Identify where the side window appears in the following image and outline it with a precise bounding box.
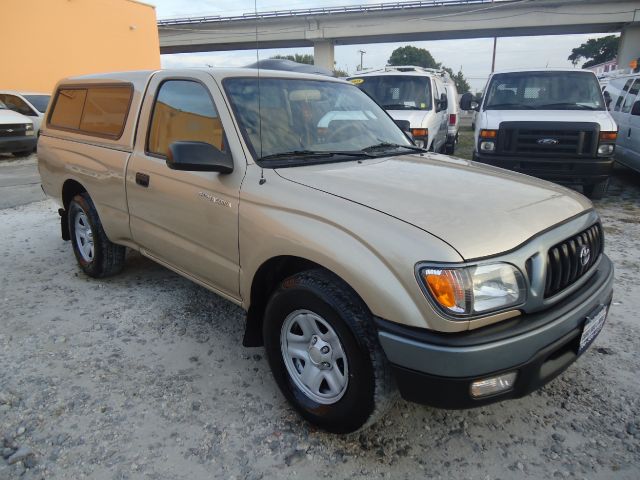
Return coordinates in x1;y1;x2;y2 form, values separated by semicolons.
148;80;225;157
621;79;640;114
49;89;87;130
79;86;132;137
48;85;131;138
0;94;36;116
614;79;634;111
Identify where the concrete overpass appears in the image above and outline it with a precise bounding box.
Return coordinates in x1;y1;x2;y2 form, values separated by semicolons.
158;0;640;71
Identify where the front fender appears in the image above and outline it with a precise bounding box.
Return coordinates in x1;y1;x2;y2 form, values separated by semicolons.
239;167;467;332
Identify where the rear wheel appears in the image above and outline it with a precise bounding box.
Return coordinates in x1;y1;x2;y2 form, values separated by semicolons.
68;193;125;277
444;142;455;155
263;269;397;433
583;179;609;200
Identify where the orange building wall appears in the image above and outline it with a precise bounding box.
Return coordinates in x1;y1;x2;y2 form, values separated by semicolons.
0;0;160;93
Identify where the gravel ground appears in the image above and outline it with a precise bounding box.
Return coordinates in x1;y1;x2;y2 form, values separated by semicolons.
1;166;639;480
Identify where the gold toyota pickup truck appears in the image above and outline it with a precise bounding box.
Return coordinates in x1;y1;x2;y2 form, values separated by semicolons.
38;69;613;433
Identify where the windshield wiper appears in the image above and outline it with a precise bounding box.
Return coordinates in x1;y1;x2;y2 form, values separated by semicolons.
486;103;535;110
382;104;420;110
536;103;598;110
361;142;426;154
258;149;375;163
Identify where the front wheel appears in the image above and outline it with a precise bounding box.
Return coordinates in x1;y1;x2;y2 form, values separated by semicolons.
263;269;396;433
68;193;125;277
583;179;609;200
12;150;32;157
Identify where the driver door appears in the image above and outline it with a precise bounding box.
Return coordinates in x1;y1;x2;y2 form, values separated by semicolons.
126;71;245;300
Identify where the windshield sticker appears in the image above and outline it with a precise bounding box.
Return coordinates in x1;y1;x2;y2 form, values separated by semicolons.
349;78;364;85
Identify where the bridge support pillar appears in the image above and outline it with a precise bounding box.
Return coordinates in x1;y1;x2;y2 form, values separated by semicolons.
618;24;640;70
313;40;335;71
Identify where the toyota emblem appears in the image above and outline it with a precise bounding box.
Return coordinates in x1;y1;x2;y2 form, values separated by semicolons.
579;245;591;266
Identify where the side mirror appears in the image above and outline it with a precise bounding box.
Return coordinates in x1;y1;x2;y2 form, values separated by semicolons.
460;92;479;111
631;100;640;116
394;119;414;140
439;93;448;112
166;141;233;173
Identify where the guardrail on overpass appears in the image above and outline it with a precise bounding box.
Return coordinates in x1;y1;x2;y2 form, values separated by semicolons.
158;0;640;70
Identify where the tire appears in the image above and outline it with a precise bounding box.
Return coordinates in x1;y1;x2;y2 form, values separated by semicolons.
583;179;609;200
263;269;397;433
68;193;125;278
12;150;32;157
444;142;455;155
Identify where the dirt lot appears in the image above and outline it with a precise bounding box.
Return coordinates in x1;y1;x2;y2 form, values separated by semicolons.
1;154;640;480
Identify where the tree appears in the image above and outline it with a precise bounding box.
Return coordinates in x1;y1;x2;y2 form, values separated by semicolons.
271;54;315;65
568;35;619;68
388;45;440;68
442;66;471;93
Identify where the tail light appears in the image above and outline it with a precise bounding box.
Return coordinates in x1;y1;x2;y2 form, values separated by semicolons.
448;114;457;126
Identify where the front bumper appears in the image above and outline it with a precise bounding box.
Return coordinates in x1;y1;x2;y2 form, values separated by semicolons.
377;254;614;409
0;136;37;154
473;151;614;184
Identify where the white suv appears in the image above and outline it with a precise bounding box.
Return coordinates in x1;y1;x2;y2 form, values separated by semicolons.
348;66;449;152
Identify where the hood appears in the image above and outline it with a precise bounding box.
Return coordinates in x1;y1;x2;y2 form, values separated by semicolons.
276;154;592;260
385;110;429;126
481;109;616;130
0;109;33;125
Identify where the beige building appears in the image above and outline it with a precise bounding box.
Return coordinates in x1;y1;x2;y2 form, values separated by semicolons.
1;0;160;94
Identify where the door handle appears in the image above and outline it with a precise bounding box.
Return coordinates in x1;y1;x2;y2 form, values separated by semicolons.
135;172;150;187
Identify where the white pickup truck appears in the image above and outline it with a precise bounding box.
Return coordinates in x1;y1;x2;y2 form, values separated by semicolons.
0;99;36;156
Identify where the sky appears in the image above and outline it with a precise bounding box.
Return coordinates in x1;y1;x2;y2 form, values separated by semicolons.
150;0;615;91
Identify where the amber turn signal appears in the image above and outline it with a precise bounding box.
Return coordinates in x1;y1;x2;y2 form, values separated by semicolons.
480;129;498;139
599;131;617;141
424;272;457;308
411;128;428;138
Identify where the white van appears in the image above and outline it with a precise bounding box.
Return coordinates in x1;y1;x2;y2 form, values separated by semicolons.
442;79;460;154
461;69;618;199
348;66;449;152
604;72;640;173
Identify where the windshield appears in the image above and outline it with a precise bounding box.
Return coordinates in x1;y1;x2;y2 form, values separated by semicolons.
484;72;605;111
23;95;50;113
223;77;413;164
0;100;6;110
349;75;432;111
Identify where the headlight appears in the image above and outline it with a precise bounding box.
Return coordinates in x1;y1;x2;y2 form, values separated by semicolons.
25;124;35;136
597;144;614;155
480;141;495;152
418;263;526;317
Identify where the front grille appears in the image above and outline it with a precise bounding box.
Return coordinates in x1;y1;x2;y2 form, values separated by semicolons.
0;124;27;137
544;223;603;298
498;121;599;158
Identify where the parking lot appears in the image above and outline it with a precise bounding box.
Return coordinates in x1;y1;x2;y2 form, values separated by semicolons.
1;148;640;480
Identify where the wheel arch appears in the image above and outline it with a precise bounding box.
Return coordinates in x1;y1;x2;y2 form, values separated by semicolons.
242;255;368;347
62;179;88;210
59;179;88;241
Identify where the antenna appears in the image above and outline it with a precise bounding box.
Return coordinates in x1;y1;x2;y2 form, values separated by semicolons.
255;0;266;185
